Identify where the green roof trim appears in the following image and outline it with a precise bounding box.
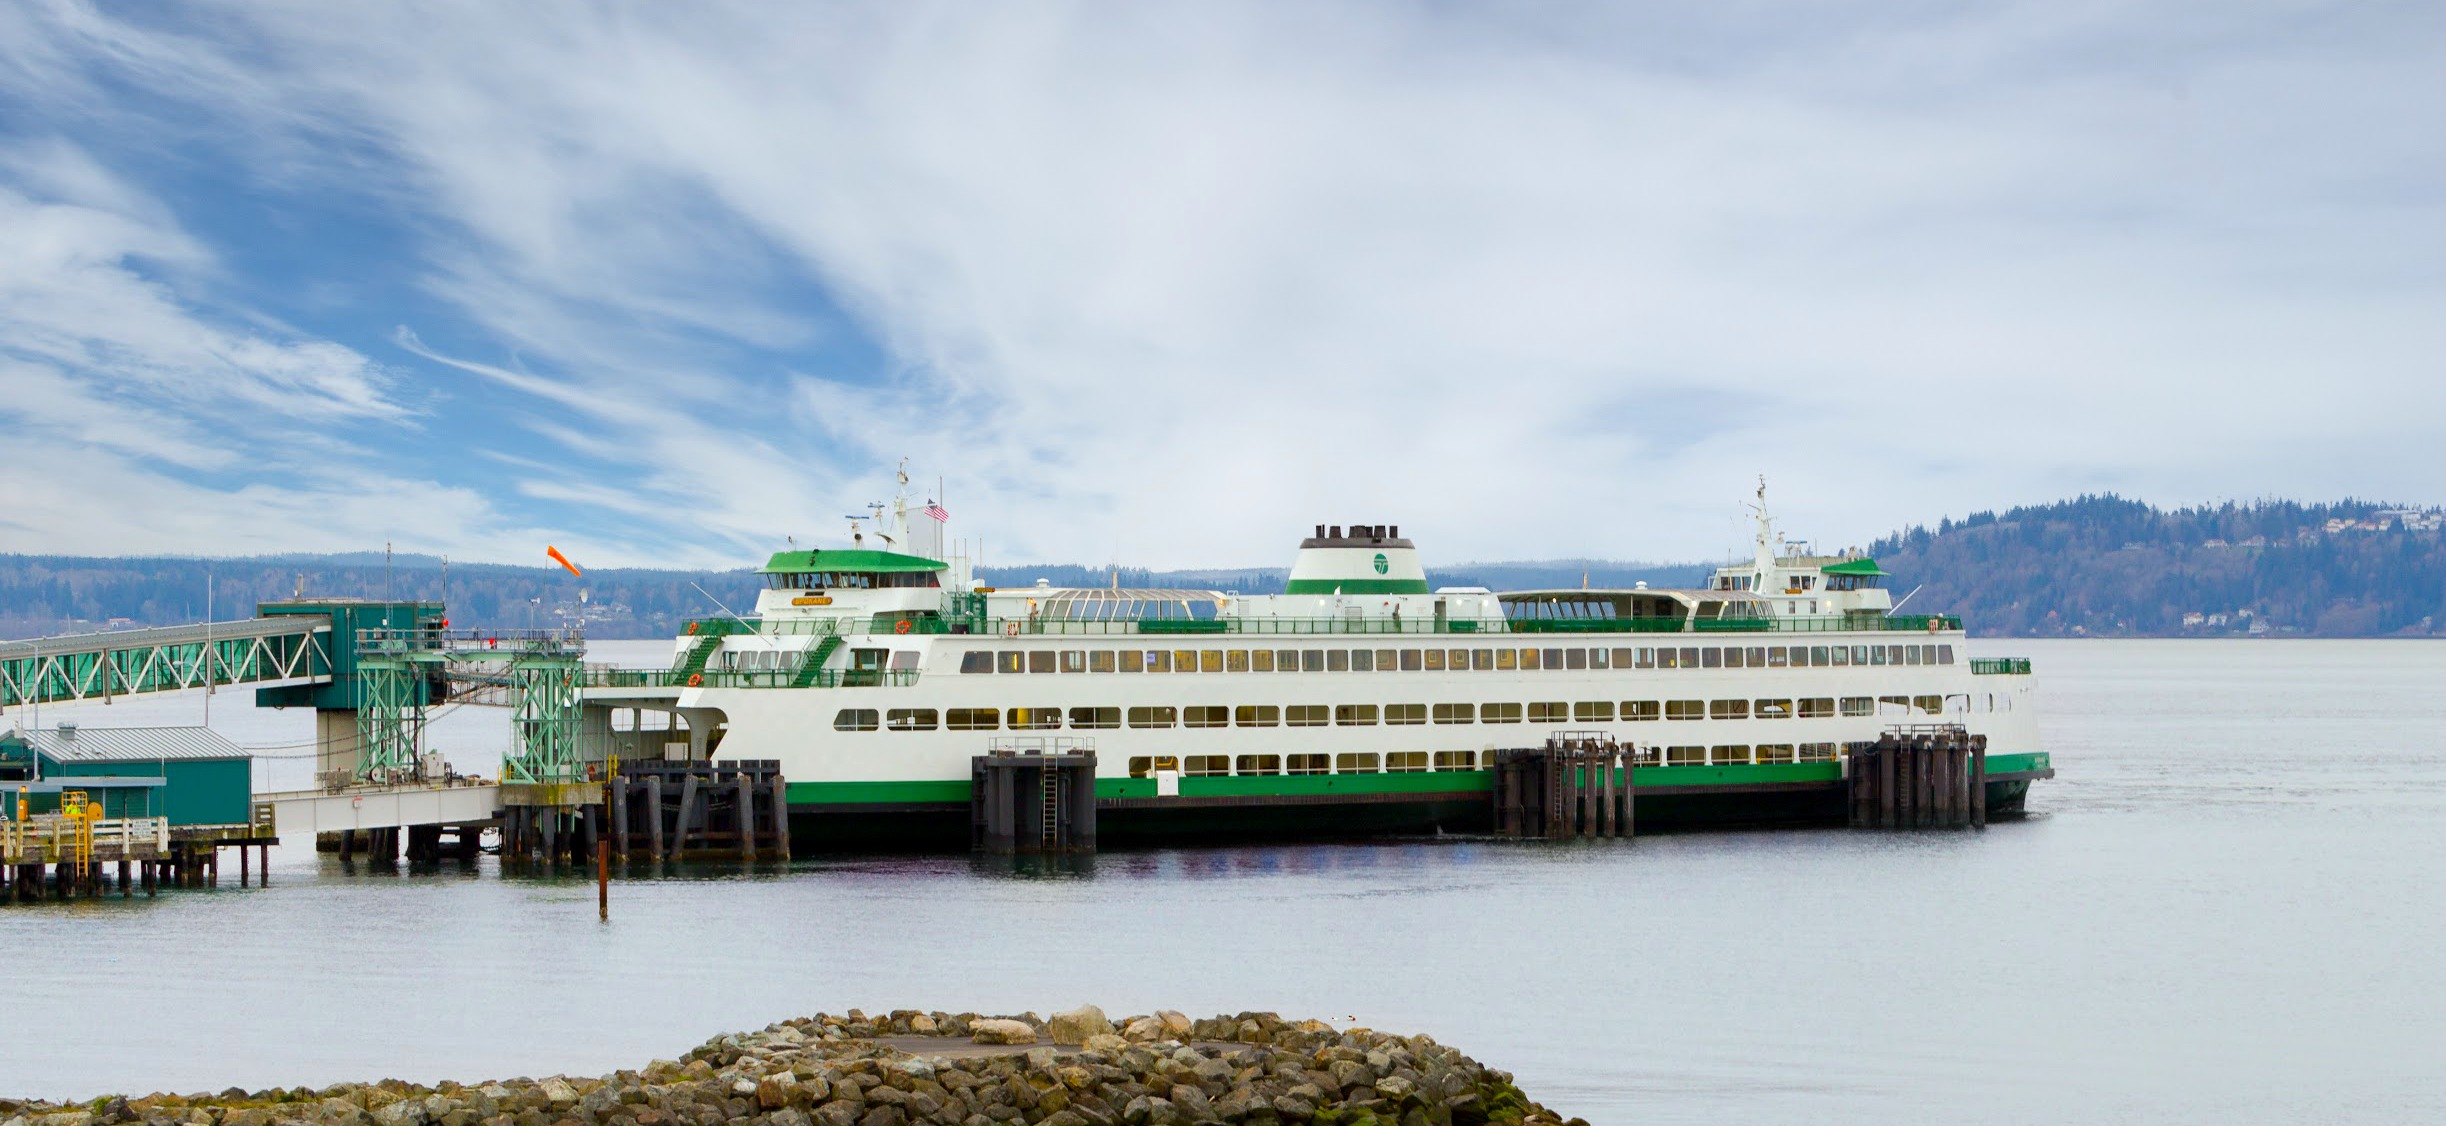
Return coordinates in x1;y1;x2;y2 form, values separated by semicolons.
759;549;947;574
1821;558;1888;576
1283;578;1433;595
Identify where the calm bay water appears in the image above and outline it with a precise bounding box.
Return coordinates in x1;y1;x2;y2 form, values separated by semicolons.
5;639;2441;1123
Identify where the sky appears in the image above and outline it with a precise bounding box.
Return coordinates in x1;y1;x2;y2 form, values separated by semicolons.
0;1;2438;570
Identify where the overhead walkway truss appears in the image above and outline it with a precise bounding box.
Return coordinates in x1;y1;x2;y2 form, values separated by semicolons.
0;619;331;710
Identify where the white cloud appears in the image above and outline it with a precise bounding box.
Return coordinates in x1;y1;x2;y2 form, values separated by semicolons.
1;1;2438;568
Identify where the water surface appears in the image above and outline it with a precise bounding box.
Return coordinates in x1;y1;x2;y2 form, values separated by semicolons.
4;639;2440;1124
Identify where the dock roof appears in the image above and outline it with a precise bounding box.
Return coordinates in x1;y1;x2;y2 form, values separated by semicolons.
10;725;250;762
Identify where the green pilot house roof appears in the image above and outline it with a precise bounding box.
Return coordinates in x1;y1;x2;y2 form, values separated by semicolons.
759;550;948;574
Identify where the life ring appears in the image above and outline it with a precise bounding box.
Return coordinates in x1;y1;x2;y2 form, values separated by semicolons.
686;673;703;687
894;620;912;635
1003;621;1021;637
685;622;700;635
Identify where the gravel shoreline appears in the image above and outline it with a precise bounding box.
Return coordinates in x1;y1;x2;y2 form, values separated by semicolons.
2;1008;1579;1126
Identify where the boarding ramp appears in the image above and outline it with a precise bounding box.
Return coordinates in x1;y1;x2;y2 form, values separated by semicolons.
0;618;332;709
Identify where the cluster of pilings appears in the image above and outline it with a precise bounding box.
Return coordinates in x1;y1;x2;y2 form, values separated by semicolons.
971;752;1097;854
5;840;268;902
601;759;791;863
318;825;484;862
1491;734;1635;839
1848;728;1987;829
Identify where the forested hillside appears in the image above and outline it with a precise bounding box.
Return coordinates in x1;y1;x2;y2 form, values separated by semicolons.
1871;496;2444;636
2;496;2437;638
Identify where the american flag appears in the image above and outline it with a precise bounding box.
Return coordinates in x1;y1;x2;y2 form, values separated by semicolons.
923;502;949;523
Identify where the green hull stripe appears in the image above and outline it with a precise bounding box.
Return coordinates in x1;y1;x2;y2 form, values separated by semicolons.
785;750;2049;807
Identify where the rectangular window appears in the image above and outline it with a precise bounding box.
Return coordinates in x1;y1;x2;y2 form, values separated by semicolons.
1809;645;1829;666
1226;650;1249;672
1235;754;1282;776
1376;648;1399;670
1710;745;1752;766
1798;697;1835;718
1710;699;1748;720
1012;707;1062;731
1184;755;1231;777
1612;648;1637;669
1335;752;1381;774
1767;647;1789;668
1574;701;1614;722
833;708;879;731
1589;647;1609;669
1743;647;1765;668
1666;745;1706;765
947;708;1000;731
1886;645;1905;665
1567;648;1589;670
1089;650;1117;673
885;708;938;731
1622;700;1660;721
1385;703;1427;725
1756;744;1796;764
1200;650;1224;673
1335;703;1379;726
1251;650;1274;672
1069;706;1120;730
1174;649;1199;672
1184;705;1230;729
1905;646;1921;666
1701;647;1722;669
1473;649;1495;670
1913;694;1943;715
1350;649;1375;672
1385;751;1430;773
1798;742;1837;763
1422;648;1445;671
1496;648;1518;670
1852;645;1870;665
960;652;993;674
1286;753;1330;775
1481;702;1524;724
1723;647;1744;669
1829;646;1848;667
1281;649;1303;671
1116;649;1142;673
1235;704;1281;728
1542;648;1564;669
1304;649;1326;671
1027;651;1055;674
1754;698;1793;718
1432;703;1475;724
1665;699;1704;721
1057;650;1084;673
1938;644;1956;665
998;652;1025;674
1840;696;1873;717
1879;695;1910;716
1149;650;1174;673
1287;704;1329;727
1330;649;1352;672
1433;750;1477;770
1528;701;1569;723
1636;647;1656;669
1127;705;1177;729
1401;649;1424;671
1679;647;1699;668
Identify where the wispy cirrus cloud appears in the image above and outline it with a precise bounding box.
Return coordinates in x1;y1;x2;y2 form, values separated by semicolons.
0;1;2437;569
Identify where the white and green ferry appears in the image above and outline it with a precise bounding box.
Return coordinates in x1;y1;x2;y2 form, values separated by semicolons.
577;485;2048;846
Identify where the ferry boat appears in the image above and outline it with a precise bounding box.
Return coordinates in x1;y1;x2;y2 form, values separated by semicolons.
577;481;2049;847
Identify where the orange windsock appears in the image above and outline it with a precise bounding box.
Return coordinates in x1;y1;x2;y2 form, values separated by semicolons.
547;545;583;578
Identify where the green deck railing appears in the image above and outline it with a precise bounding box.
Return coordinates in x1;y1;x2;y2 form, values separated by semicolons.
1970;657;2033;675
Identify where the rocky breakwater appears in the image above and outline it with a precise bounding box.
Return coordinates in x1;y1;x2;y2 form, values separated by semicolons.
1;1007;1578;1126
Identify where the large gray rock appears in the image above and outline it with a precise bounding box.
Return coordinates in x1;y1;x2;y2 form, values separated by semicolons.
1046;1006;1113;1047
969;1020;1038;1046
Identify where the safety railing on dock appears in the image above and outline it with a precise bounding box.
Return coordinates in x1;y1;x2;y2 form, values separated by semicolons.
1;815;168;864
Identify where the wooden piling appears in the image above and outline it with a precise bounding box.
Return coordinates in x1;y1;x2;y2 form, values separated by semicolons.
645;775;666;861
1970;735;1988;827
609;778;630;862
674;774;699;859
736;774;755;862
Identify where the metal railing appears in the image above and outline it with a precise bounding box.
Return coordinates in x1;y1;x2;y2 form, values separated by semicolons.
727;614;1965;639
579;667;921;690
1969;657;2033;675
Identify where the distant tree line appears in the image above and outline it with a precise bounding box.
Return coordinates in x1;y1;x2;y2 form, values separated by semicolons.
3;496;2436;638
1870;495;2444;637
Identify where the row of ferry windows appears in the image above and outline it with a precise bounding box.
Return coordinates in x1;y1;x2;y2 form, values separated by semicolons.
960;644;1953;675
1124;743;1845;777
834;694;1980;732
